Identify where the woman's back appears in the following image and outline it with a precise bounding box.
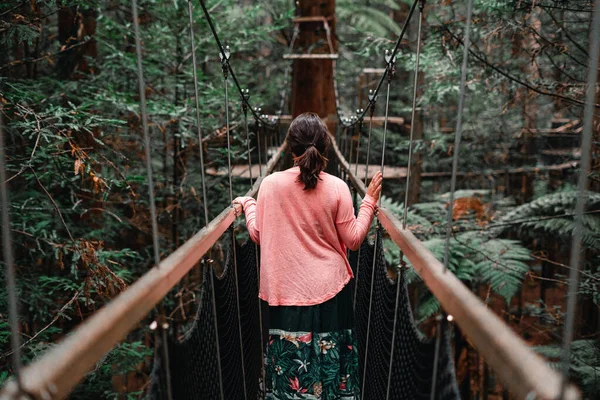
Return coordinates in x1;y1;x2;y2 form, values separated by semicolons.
235;112;381;399
253;166;365;306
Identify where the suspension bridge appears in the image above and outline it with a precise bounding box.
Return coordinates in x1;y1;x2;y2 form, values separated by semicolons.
1;0;599;398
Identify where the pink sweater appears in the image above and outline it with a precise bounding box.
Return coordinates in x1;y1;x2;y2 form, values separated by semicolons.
237;166;377;306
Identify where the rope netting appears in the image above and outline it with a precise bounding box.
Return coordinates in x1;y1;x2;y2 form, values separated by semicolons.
148;238;262;400
149;227;460;399
352;231;460;400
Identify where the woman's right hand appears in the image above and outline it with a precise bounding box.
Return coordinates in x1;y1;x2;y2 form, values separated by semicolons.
367;171;383;201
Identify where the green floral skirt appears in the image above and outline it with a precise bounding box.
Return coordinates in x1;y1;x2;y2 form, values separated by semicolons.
264;283;359;399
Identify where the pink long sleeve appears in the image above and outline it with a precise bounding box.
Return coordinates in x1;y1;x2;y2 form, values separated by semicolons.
335;185;377;251
234;167;377;306
237;196;259;244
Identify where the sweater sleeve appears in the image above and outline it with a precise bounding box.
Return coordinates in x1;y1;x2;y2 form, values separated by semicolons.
236;196;260;244
335;183;377;251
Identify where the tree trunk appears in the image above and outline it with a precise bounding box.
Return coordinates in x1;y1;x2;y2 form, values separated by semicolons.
590;67;600;192
57;6;97;79
291;0;337;173
290;0;336;123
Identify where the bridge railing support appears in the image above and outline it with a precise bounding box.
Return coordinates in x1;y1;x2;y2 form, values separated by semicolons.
0;143;287;400
329;133;580;400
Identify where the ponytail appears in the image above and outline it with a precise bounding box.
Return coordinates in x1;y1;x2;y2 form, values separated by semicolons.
295;145;329;190
286;112;331;190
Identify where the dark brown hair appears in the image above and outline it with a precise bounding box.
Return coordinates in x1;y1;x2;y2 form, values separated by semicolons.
287;112;331;190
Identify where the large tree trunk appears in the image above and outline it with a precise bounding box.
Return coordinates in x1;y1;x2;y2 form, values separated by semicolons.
591;68;600;193
291;0;337;173
290;0;337;122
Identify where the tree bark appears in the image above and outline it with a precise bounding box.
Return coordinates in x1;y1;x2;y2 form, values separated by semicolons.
590;67;600;193
290;0;337;123
57;6;97;79
291;0;337;173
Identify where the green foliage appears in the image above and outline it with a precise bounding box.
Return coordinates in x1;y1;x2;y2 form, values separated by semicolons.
2;0;599;396
381;193;532;318
71;341;152;399
337;0;403;36
536;340;600;398
494;191;600;251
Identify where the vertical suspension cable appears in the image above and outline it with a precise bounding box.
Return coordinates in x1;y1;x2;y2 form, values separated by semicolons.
254;113;263;177
362;55;394;397
131;3;173;400
241;91;267;399
403;0;424;230
221;51;248;400
354;111;364;177
379;55;394;182
187;0;209;226
0;109;24;394
364;92;376;186
387;4;425;399
432;1;473;398
442;0;473;273
354;100;375;311
186;2;223;398
386;259;408;400
131;0;161;274
560;1;600;398
241;91;253;185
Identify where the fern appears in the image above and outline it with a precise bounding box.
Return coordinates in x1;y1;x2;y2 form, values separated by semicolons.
494;191;600;250
472;238;531;303
380;196;433;237
535;340;600;398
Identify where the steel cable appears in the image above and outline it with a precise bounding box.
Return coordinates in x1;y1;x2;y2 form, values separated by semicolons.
220;53;248;400
434;0;474;398
353;98;376;311
130;2;173;399
361;50;395;397
388;2;426;398
0;107;24;395
559;0;600;398
186;2;224;398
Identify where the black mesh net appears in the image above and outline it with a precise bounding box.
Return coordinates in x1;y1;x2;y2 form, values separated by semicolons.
149;228;459;399
353;229;460;400
148;238;261;400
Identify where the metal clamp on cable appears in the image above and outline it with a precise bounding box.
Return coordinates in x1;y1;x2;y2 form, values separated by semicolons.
356;108;364;123
384;49;397;83
368;89;377;114
398;255;409;272
241;88;250;114
219;45;231;78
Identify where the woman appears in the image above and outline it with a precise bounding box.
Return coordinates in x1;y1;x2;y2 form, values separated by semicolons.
234;112;382;399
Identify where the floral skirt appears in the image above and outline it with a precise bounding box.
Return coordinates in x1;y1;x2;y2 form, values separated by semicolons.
264;283;360;399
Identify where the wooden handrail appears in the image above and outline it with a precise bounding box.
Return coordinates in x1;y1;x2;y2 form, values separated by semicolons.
329;133;580;400
0;141;287;400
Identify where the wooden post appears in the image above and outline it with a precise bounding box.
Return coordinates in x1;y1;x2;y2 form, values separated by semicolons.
290;0;337;174
290;0;337;125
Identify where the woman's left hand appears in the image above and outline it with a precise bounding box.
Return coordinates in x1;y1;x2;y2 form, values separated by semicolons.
233;197;246;210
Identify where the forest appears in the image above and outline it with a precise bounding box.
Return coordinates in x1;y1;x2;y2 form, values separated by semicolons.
0;0;599;398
